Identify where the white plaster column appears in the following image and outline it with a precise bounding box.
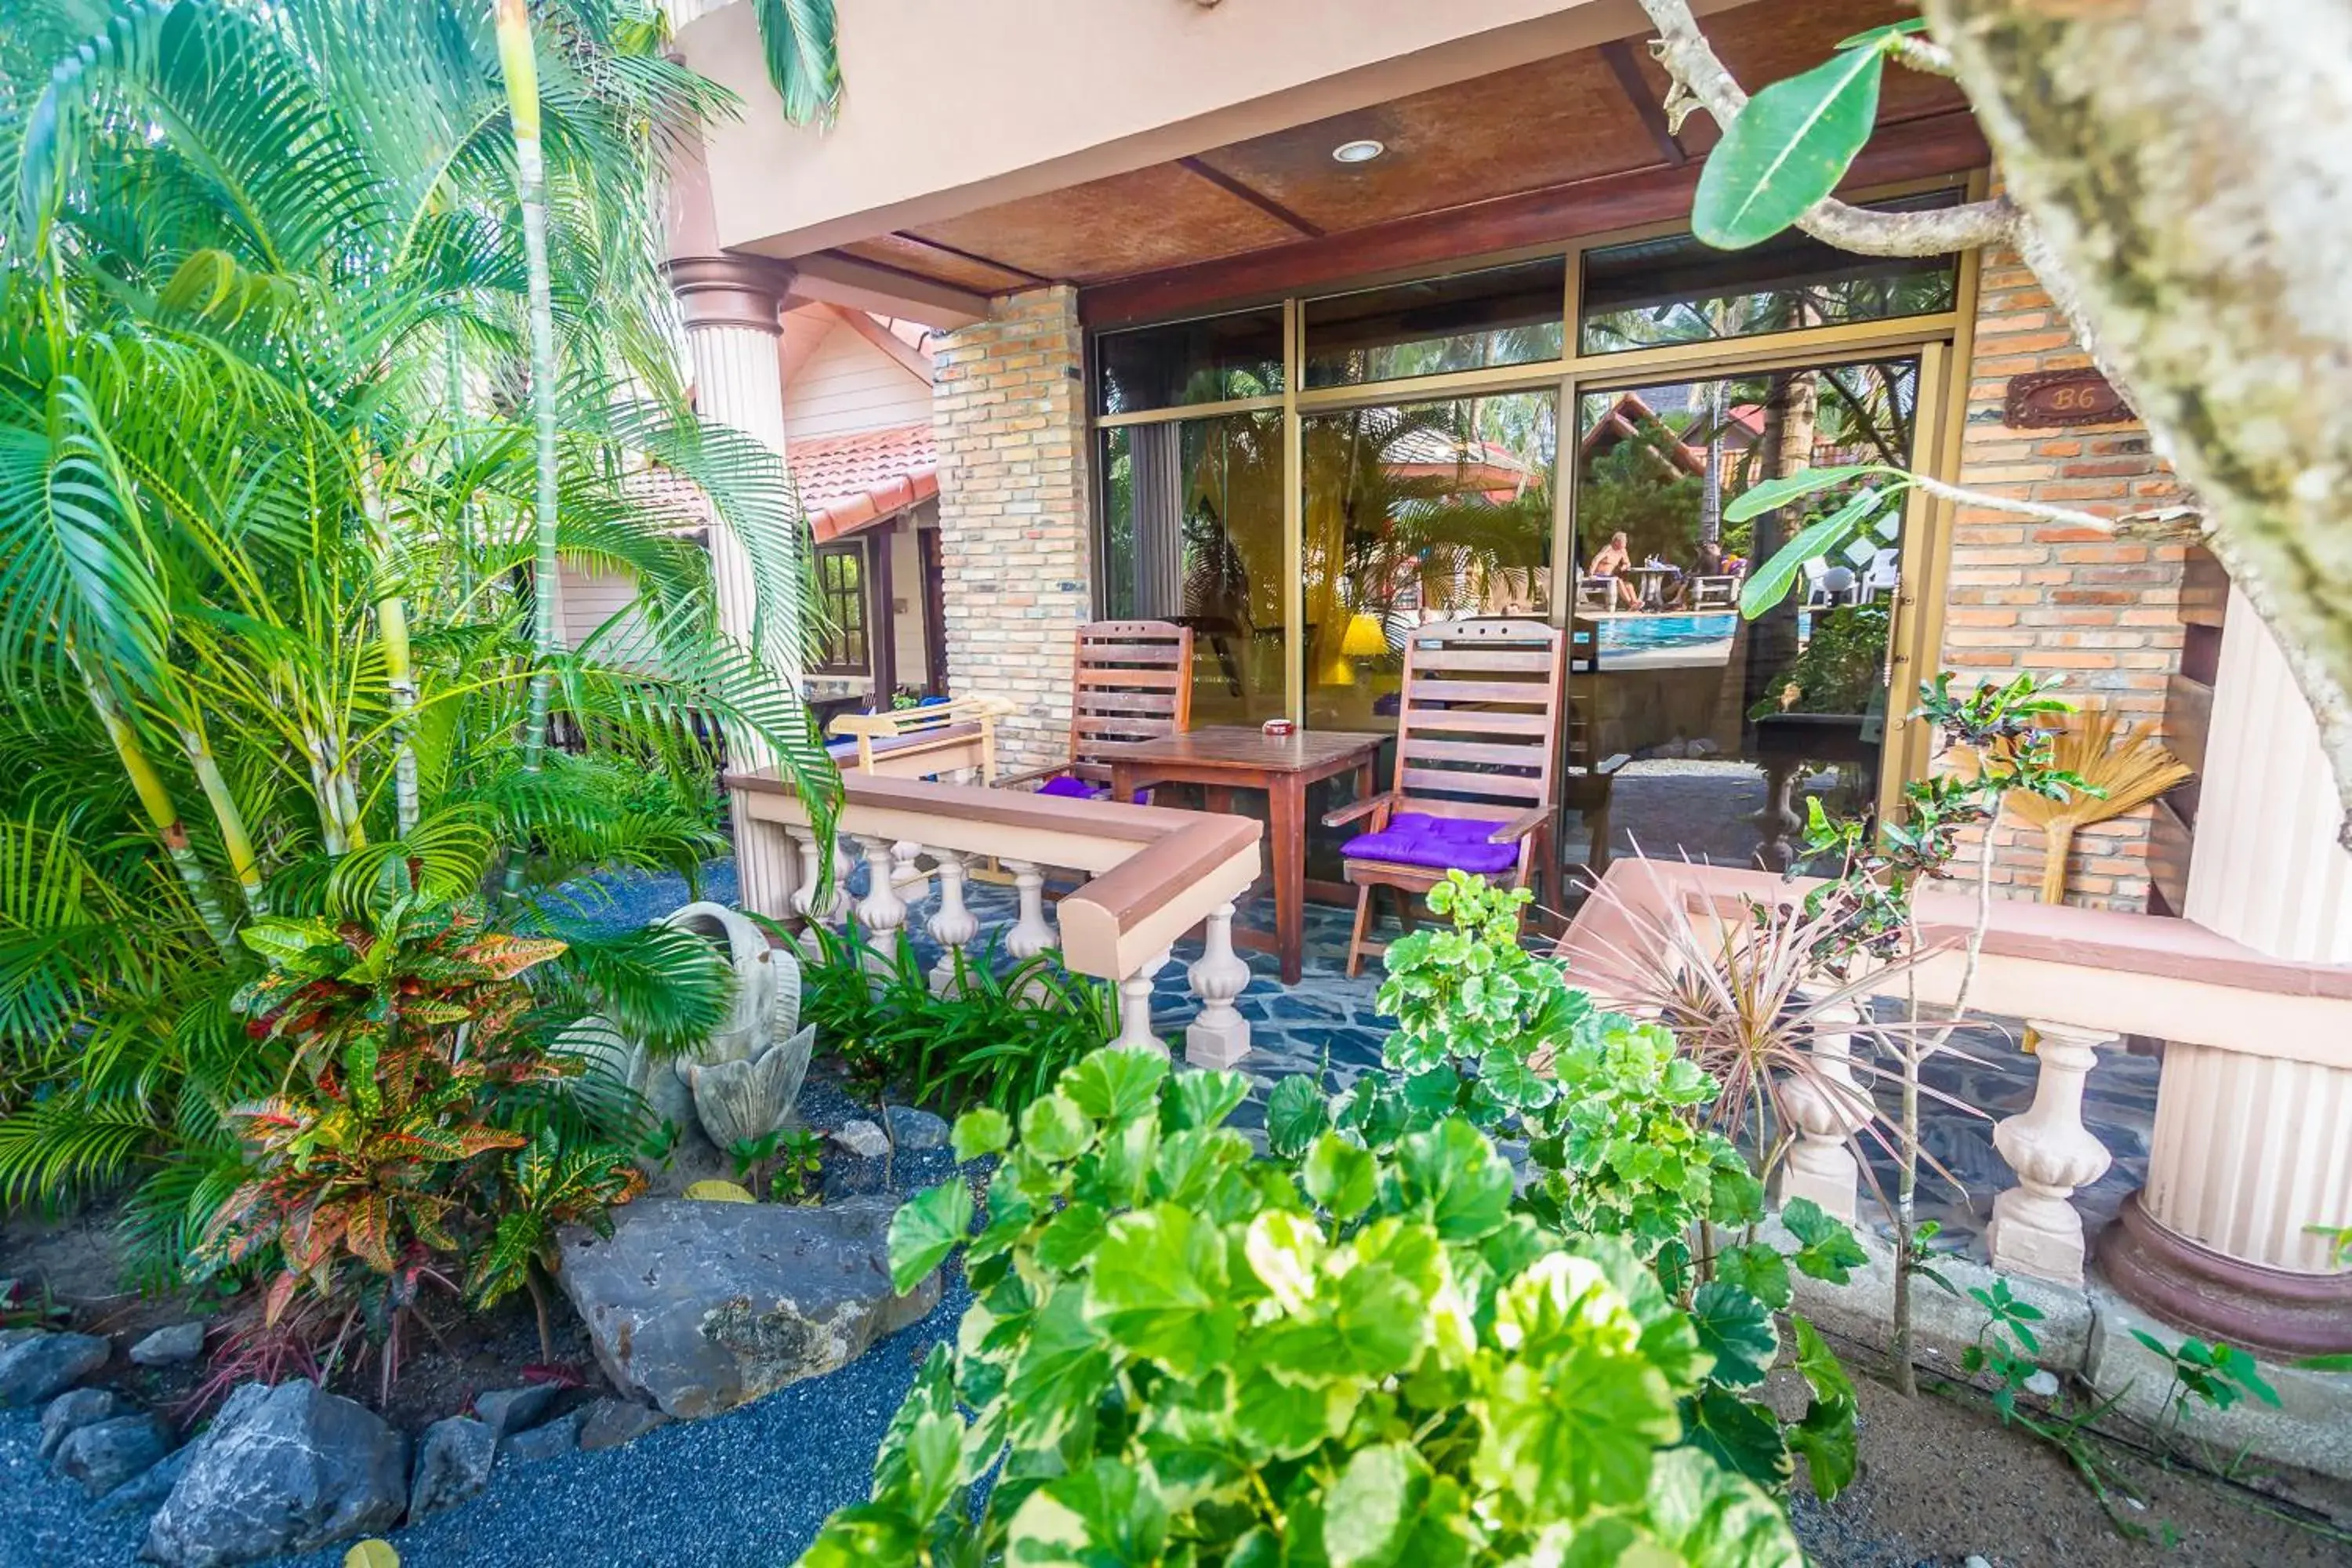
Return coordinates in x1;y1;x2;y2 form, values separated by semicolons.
670;253;801;920
1986;1019;2116;1286
1184;902;1252;1069
1774;993;1872;1224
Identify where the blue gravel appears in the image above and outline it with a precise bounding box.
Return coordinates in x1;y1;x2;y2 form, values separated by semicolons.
0;1271;970;1568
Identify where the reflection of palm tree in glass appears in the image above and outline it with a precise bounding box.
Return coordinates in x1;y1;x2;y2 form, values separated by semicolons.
1301;397;1554;680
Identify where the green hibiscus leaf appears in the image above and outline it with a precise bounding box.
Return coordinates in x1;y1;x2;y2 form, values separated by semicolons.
1783;1198;1869;1284
888;1178;972;1294
1073;1115;1158;1213
1322;1443;1431;1568
1680;1385;1792;1494
1019;1092;1094;1163
1005;1287;1113;1446
1301;1131;1377;1221
1392;1119;1512;1241
1334;1073;1409;1148
1788;1392;1858;1501
1690;1282;1779;1388
1165;1069;1250;1131
1061;1046;1170;1124
1230;1364;1355;1459
1085;1203;1235;1376
950;1105;1011;1163
1791;1316;1855;1407
797;1501;922;1566
1004;1457;1171;1566
1476;1045;1555;1112
1151;1126;1255;1210
1715;1242;1792;1312
1642;1446;1804;1567
1265;1075;1330;1158
1033;1201;1109;1274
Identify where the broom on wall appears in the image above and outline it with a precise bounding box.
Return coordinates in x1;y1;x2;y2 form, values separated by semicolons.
2001;709;2194;904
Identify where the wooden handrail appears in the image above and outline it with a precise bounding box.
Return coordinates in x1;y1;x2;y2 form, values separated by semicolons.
727;769;1261;981
1559;858;2352;1070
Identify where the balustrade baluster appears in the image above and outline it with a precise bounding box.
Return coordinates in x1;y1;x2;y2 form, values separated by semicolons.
854;836;909;967
1115;949;1171;1055
1001;860;1058;960
1185;902;1253;1069
1775;992;1874;1223
927;851;979;995
1986;1018;2118;1285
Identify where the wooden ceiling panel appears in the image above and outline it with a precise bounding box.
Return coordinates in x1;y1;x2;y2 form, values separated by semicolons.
834;233;1037;293
1633;0;1969;155
1194;48;1663;234
907;163;1301;284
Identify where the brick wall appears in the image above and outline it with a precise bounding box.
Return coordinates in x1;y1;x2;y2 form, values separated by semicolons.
931;287;1092;775
1940;245;2192;912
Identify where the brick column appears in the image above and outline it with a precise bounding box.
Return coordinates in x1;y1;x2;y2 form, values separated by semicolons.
931;287;1092;776
1939;245;2190;911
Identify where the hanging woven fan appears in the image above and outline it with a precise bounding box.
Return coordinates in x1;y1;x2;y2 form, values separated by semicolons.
2000;710;2194;904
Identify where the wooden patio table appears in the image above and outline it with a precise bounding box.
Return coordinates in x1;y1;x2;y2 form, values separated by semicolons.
1101;725;1387;984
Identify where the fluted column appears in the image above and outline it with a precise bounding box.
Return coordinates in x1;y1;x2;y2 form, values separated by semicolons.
2103;590;2352;1353
670;253;800;920
1185;902;1252;1069
1986;1019;2116;1286
1774;992;1872;1224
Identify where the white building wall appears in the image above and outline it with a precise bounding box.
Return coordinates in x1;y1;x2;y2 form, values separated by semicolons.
782;318;931;440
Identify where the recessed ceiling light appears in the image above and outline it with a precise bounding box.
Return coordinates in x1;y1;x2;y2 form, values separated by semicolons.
1331;139;1385;165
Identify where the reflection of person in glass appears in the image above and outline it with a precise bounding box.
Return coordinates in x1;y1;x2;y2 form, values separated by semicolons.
1587;530;1641;608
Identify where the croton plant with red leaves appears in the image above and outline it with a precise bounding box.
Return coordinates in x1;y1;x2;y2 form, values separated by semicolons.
198;896;643;1352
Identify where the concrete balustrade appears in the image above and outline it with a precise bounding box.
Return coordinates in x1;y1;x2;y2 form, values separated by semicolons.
732;770;1261;1065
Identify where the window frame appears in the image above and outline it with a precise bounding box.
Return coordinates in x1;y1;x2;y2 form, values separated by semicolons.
811;539;872;677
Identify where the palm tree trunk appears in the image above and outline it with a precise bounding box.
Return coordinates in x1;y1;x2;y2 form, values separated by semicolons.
84;678;237;954
496;0;562;778
360;463;422;838
178;722;267;917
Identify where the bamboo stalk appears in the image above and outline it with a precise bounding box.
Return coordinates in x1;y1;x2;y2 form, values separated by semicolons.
85;678;237;954
179;722;268;917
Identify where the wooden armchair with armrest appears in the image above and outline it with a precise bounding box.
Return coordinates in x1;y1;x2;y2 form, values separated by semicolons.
1322;617;1567;978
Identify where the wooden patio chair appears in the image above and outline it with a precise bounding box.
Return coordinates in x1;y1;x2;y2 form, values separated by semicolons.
1322;617;1566;977
827;695;1014;782
999;619;1194;800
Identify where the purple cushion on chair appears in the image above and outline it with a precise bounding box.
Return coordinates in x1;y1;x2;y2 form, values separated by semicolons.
1341;812;1519;875
1037;774;1109;800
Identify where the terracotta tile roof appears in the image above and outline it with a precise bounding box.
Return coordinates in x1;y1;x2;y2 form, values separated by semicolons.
789;423;937;542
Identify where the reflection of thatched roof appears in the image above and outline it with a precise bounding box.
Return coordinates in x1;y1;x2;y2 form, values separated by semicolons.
1578;391;1706;474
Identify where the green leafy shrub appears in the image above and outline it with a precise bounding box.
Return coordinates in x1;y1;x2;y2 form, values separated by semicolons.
796;922;1118;1114
195;895;646;1372
808;1046;1808;1566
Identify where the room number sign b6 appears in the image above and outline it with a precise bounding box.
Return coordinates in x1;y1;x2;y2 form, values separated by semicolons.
2005;368;2128;428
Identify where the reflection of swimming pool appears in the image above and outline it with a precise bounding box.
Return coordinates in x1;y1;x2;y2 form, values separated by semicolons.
1598;612;1812;652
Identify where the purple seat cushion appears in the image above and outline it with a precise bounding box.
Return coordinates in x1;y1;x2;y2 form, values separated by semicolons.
1036;774;1108;800
1342;812;1519;875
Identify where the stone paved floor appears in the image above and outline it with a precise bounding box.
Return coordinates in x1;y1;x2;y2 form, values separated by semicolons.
580;858;2157;1265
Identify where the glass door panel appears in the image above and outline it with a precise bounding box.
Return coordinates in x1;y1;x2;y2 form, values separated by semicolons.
1563;355;1920;883
1299;390;1559;731
1100;410;1287;726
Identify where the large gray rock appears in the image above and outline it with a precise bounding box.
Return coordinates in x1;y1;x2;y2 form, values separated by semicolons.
577;1397;670;1452
130;1322;207;1367
407;1417;495;1523
142;1379;408;1567
98;1443;195;1518
40;1386;128;1459
55;1412;174;1497
471;1384;561;1439
499;1408;582;1466
0;1330;108;1406
556;1195;942;1420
